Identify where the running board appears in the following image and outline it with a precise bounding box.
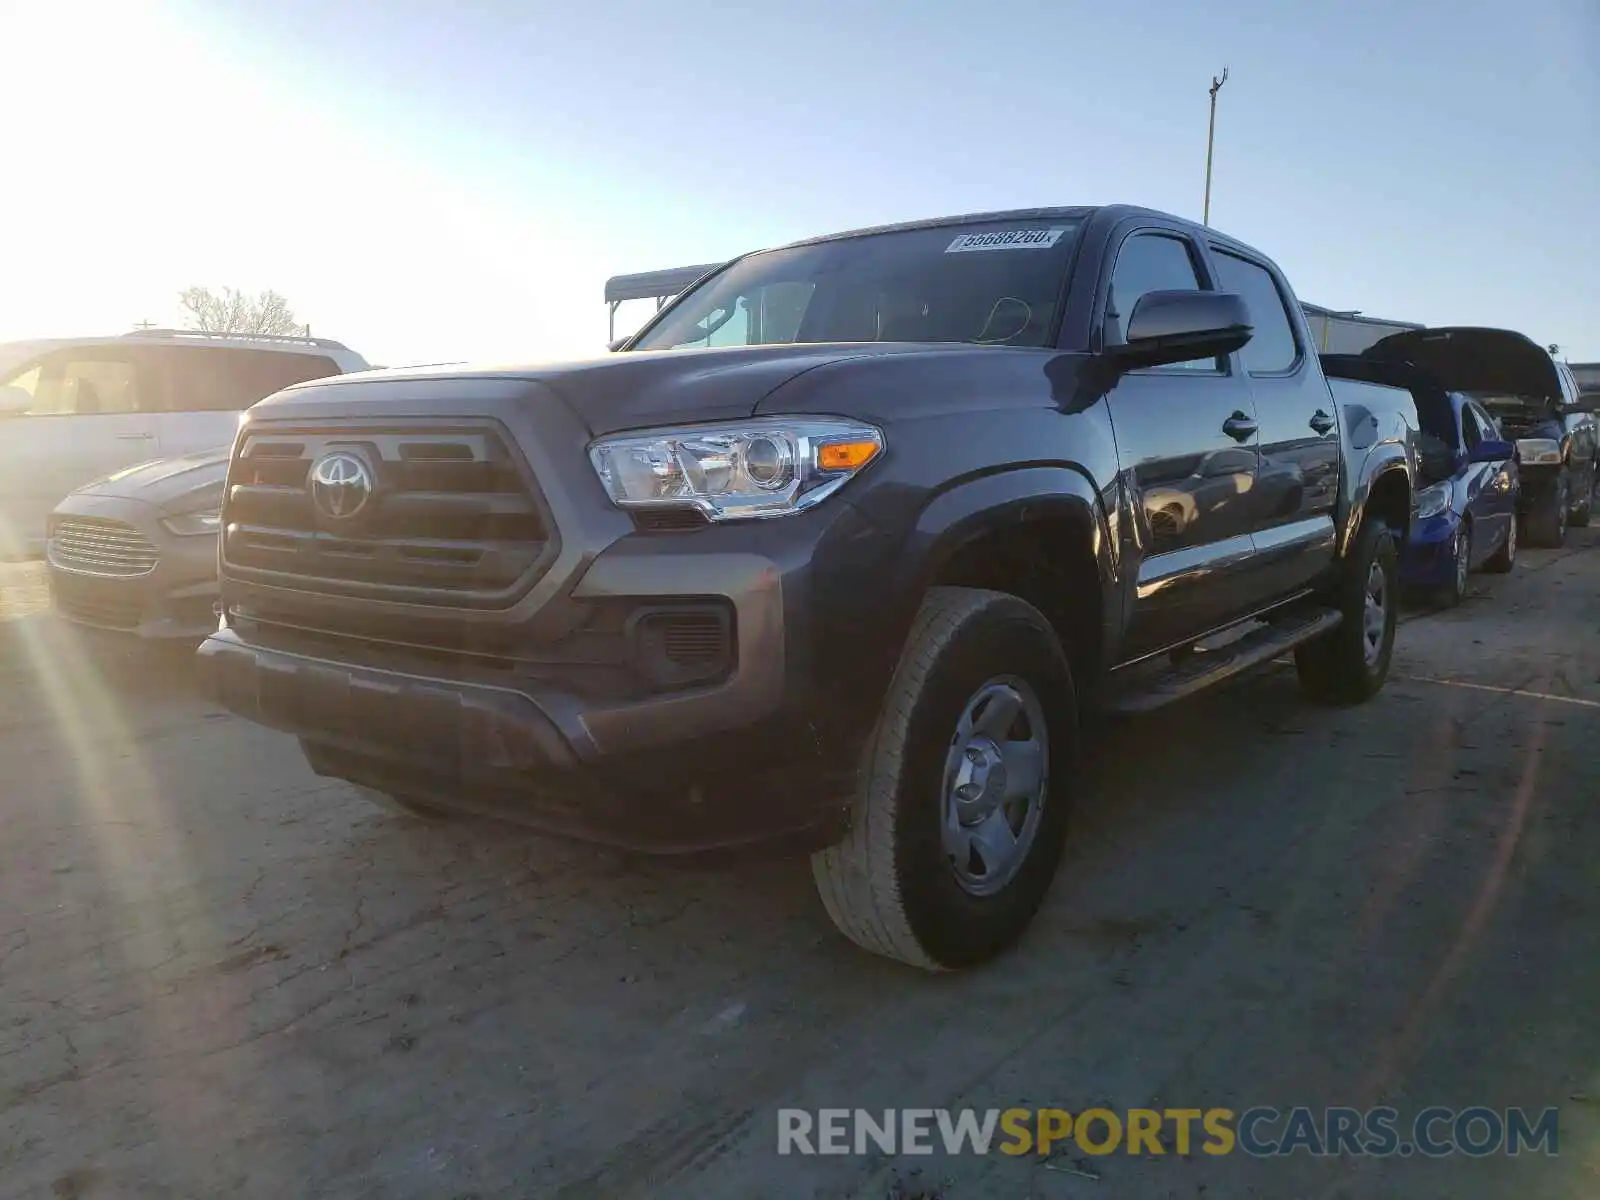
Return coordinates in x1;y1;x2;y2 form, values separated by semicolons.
1104;608;1342;715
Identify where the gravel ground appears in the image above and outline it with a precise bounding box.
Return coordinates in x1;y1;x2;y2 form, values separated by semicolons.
1;539;1597;1199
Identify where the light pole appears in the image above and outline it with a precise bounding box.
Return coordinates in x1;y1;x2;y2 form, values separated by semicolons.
1203;66;1229;226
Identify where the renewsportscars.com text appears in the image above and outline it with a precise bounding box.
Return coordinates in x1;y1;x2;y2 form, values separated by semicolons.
777;1106;1560;1159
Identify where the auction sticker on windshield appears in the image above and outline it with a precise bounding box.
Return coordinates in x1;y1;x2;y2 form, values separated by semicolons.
945;228;1069;253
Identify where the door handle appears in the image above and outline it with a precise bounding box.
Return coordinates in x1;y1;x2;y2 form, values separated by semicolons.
1222;412;1258;441
1309;409;1336;436
116;432;154;440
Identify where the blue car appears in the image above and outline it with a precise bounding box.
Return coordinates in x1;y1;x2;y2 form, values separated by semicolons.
1322;354;1519;605
1403;389;1520;604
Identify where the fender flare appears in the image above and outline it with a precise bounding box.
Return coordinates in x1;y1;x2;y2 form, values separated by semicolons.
1342;451;1413;555
883;464;1118;650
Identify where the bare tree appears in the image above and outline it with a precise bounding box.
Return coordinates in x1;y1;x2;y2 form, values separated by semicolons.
178;286;302;336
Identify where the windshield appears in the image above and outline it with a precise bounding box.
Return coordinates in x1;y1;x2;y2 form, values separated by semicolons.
631;219;1082;351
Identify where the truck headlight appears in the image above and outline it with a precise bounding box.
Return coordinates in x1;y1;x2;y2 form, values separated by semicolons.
160;510;222;537
1516;437;1563;466
589;417;884;522
1415;482;1451;520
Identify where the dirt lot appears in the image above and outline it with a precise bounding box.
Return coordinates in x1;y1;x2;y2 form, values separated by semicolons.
2;539;1598;1200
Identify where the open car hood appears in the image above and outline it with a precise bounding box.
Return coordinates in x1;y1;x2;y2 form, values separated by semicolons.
1360;327;1563;403
1363;329;1561;404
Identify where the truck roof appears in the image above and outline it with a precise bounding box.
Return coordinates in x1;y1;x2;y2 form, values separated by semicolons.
602;206;1287;311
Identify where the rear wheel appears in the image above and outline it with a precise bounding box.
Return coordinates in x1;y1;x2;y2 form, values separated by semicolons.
1523;472;1569;547
1295;520;1398;705
1483;514;1517;574
810;586;1076;971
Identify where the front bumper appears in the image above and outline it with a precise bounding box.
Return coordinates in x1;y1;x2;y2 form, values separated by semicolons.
1399;511;1461;587
199;512;879;853
47;494;219;641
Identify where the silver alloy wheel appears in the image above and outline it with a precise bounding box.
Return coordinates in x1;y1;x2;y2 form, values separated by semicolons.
941;676;1049;897
1558;479;1569;535
1504;516;1517;563
1362;559;1389;667
1454;526;1470;595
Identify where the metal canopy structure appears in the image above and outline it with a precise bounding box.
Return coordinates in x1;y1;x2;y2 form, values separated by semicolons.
603;264;724;341
1300;304;1425;355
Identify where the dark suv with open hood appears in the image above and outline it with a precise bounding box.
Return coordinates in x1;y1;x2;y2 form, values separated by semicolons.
1362;327;1597;547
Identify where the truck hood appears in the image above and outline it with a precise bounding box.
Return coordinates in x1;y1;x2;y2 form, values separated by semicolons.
277;344;933;436
73;447;230;511
1361;327;1563;402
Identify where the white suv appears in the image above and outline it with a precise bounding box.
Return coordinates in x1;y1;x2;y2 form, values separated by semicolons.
0;329;370;557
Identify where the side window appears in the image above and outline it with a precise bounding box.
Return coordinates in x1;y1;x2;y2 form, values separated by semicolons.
1468;404;1499;443
1459;403;1483;450
164;348;341;412
1210;250;1300;374
667;283;817;349
755;282;817;344
16;354;143;416
1104;233;1216;371
704;300;751;348
1557;364;1580;408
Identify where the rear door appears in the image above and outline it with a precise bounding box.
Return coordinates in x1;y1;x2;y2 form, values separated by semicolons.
0;346;160;556
148;346;343;458
1097;224;1262;657
1205;244;1340;603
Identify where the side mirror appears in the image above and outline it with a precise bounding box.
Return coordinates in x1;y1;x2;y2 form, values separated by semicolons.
1468;438;1514;464
1106;290;1253;370
607;337;628;353
0;385;32;417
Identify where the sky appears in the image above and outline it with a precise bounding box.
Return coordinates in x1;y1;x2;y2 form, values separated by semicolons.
2;0;1595;365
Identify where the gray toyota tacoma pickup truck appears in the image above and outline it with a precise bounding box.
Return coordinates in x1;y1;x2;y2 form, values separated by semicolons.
199;205;1419;971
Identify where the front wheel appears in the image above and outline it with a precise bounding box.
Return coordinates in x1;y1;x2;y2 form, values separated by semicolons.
810;586;1076;971
1295;520;1398;705
1435;521;1471;608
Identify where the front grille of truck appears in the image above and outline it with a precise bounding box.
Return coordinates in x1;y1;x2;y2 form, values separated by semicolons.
221;422;555;608
49;517;160;578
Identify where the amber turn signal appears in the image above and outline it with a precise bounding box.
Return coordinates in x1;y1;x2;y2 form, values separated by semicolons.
817;440;881;471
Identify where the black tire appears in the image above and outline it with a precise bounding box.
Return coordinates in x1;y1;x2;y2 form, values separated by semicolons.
810;586;1077;971
1483;513;1517;574
1435;521;1471;608
1295;520;1398;706
1523;473;1569;547
351;785;462;821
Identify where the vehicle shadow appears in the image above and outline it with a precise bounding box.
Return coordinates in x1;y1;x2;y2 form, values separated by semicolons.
15;586;1574;1197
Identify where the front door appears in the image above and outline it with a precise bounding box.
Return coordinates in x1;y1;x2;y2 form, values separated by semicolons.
1099;228;1262;658
0;348;160;557
1461;399;1516;560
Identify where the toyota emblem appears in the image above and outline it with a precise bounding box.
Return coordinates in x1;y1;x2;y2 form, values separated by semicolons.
309;451;374;519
